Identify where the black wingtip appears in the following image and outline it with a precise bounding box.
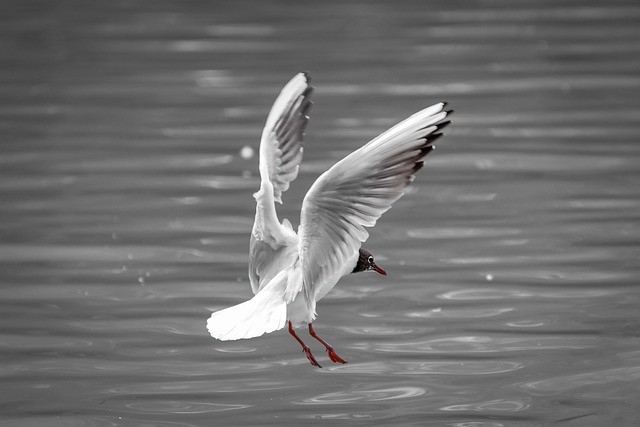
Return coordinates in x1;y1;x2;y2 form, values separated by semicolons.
300;99;313;118
435;121;451;131
302;85;314;99
413;161;425;175
420;144;436;156
301;73;314;97
425;133;444;145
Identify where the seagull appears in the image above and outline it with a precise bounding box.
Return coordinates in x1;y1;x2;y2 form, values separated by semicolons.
207;72;452;367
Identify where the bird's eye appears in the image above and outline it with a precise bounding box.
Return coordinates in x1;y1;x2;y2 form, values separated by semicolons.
368;256;374;263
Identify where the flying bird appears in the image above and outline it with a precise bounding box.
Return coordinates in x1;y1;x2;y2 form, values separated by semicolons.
207;73;452;367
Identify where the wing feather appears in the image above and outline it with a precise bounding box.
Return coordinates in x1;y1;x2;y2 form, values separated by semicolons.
259;72;313;203
298;103;452;305
249;73;313;294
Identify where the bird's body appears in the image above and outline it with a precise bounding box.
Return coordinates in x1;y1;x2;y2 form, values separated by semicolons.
207;73;452;367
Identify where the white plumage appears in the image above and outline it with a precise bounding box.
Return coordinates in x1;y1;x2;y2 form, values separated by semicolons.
207;72;452;367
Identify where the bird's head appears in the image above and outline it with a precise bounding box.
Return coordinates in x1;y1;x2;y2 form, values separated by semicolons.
352;248;387;276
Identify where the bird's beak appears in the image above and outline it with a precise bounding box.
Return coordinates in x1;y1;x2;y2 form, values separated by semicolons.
373;264;387;276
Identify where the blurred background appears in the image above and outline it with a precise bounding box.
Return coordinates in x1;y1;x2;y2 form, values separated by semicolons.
1;0;639;426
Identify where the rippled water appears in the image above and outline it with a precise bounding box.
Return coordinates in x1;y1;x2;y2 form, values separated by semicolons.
2;0;640;426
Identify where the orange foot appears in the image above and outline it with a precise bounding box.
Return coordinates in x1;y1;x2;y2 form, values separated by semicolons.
303;346;322;368
327;347;347;364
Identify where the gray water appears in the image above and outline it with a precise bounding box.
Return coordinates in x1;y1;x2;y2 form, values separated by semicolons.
2;1;640;426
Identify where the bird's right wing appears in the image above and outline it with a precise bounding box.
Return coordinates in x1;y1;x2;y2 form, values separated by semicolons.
298;102;452;307
249;73;313;294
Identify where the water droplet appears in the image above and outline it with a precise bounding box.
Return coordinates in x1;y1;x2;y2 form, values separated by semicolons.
240;146;254;159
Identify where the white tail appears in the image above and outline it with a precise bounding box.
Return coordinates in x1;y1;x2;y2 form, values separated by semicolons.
207;271;288;340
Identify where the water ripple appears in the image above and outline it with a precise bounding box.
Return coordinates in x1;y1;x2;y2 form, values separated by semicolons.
123;400;250;414
506;320;546;328
319;76;640;97
323;361;524;376
214;346;257;353
438;288;612;301
0;416;136;427
408;307;514;319
193;175;257;190
0;244;240;263
439;289;533;300
297;413;373;420
519;365;640;393
407;227;521;239
105;380;297;395
448;423;505;427
52;154;233;173
441;398;531;412
354;335;595;355
340;326;415;336
295;386;428;405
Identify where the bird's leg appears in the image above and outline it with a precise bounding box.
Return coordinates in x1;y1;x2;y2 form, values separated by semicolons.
288;321;322;368
308;324;347;364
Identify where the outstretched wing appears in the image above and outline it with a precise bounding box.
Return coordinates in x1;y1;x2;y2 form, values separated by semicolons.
259;72;313;204
298;102;452;304
249;73;313;294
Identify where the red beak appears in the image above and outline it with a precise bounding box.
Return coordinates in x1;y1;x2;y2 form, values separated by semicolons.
373;264;387;276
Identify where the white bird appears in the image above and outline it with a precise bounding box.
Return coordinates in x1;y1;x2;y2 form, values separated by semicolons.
207;72;452;367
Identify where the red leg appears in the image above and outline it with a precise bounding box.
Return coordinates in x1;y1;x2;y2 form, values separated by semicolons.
288;321;322;368
308;324;347;364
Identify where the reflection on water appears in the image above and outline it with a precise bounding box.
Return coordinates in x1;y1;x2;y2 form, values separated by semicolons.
2;0;640;425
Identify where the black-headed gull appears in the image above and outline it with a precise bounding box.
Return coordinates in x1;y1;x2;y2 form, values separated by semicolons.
207;72;452;367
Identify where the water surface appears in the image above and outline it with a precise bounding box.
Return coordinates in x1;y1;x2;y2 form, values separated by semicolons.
2;1;640;426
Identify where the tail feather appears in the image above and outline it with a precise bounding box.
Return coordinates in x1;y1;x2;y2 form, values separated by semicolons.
207;271;288;340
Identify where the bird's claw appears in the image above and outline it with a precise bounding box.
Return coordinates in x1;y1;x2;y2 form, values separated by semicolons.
327;348;347;364
302;346;322;368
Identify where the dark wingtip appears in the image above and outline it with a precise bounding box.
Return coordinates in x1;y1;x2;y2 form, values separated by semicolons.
303;86;314;99
425;133;444;145
436;120;451;131
302;73;314;97
413;160;425;174
420;144;436;156
301;98;313;117
439;101;453;118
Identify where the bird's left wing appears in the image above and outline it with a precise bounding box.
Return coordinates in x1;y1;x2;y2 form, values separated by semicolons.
259;72;313;204
249;73;313;293
298;102;452;306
